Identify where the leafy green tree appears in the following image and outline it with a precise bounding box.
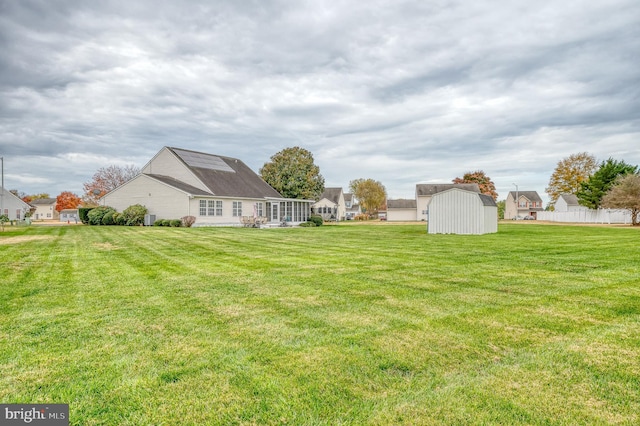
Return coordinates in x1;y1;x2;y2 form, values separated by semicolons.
496;200;506;219
546;152;597;206
576;158;638;209
453;170;498;200
260;147;324;199
601;174;640;226
349;178;387;216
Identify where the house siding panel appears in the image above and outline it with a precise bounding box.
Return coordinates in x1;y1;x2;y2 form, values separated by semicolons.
103;175;191;219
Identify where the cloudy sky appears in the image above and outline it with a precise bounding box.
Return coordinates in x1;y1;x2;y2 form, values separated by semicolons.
1;0;639;203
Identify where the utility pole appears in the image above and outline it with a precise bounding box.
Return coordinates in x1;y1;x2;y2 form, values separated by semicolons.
512;183;518;219
1;156;4;216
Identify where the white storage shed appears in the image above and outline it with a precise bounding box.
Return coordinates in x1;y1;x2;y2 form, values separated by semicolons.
427;188;497;235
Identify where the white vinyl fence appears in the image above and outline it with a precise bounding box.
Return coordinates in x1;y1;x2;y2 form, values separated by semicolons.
537;209;631;224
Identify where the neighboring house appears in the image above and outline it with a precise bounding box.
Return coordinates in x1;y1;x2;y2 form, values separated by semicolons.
343;193;361;219
31;198;58;220
555;194;588;212
416;183;480;221
311;188;346;221
504;191;544;219
0;187;31;220
387;199;417;222
60;209;79;223
427;188;498;235
102;147;313;226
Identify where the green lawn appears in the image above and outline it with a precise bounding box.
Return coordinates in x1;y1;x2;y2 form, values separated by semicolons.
1;223;638;425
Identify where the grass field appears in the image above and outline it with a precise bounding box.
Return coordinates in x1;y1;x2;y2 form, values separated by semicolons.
1;223;639;425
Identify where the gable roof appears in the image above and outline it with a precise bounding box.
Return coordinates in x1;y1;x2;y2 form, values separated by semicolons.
29;198;57;205
387;199;417;209
1;187;32;208
558;193;579;206
318;187;343;204
160;147;283;199
344;193;353;203
416;183;480;196
508;191;543;202
479;194;498;207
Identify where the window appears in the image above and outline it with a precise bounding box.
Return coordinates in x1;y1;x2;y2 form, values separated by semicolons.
256;202;263;217
207;200;215;216
233;201;242;217
216;201;223;216
199;200;207;216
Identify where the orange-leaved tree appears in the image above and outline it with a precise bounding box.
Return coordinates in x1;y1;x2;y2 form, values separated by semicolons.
56;191;83;212
453;170;498;200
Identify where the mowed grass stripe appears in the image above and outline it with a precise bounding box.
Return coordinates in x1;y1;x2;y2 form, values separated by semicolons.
0;223;638;425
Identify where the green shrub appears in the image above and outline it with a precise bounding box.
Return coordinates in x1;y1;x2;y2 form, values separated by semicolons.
78;207;94;224
122;204;147;226
114;213;126;226
299;221;316;227
153;219;164;226
101;210;116;225
87;206;116;225
170;219;181;227
309;215;324;226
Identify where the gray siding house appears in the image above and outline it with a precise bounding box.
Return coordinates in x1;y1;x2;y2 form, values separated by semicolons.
102;147;313;226
427;188;497;235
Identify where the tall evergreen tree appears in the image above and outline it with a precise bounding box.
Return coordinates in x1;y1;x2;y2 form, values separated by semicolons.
576;158;638;209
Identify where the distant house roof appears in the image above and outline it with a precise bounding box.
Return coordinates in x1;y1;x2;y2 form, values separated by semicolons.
30;198;56;205
318;187;343;204
165;147;283;199
344;193;353;203
387;199;417;209
508;191;543;203
416;183;480;196
559;194;579;206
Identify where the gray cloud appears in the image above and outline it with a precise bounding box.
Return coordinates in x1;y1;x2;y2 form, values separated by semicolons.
1;0;639;202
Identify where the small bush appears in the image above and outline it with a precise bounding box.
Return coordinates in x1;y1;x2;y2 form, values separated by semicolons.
181;216;196;227
309;215;324;226
114;213;126;226
87;206;116;225
299;221;316;227
122;204;147;226
170;219;182;227
153;219;163;226
354;214;370;221
101;210;116;225
78;207;94;224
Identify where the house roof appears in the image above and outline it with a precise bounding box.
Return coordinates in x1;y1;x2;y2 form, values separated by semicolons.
387;199;417;209
416;183;480;196
559;193;579;206
318;187;343;204
30;198;56;205
508;191;543;202
344;193;353;203
166;147;283;199
146;174;213;196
